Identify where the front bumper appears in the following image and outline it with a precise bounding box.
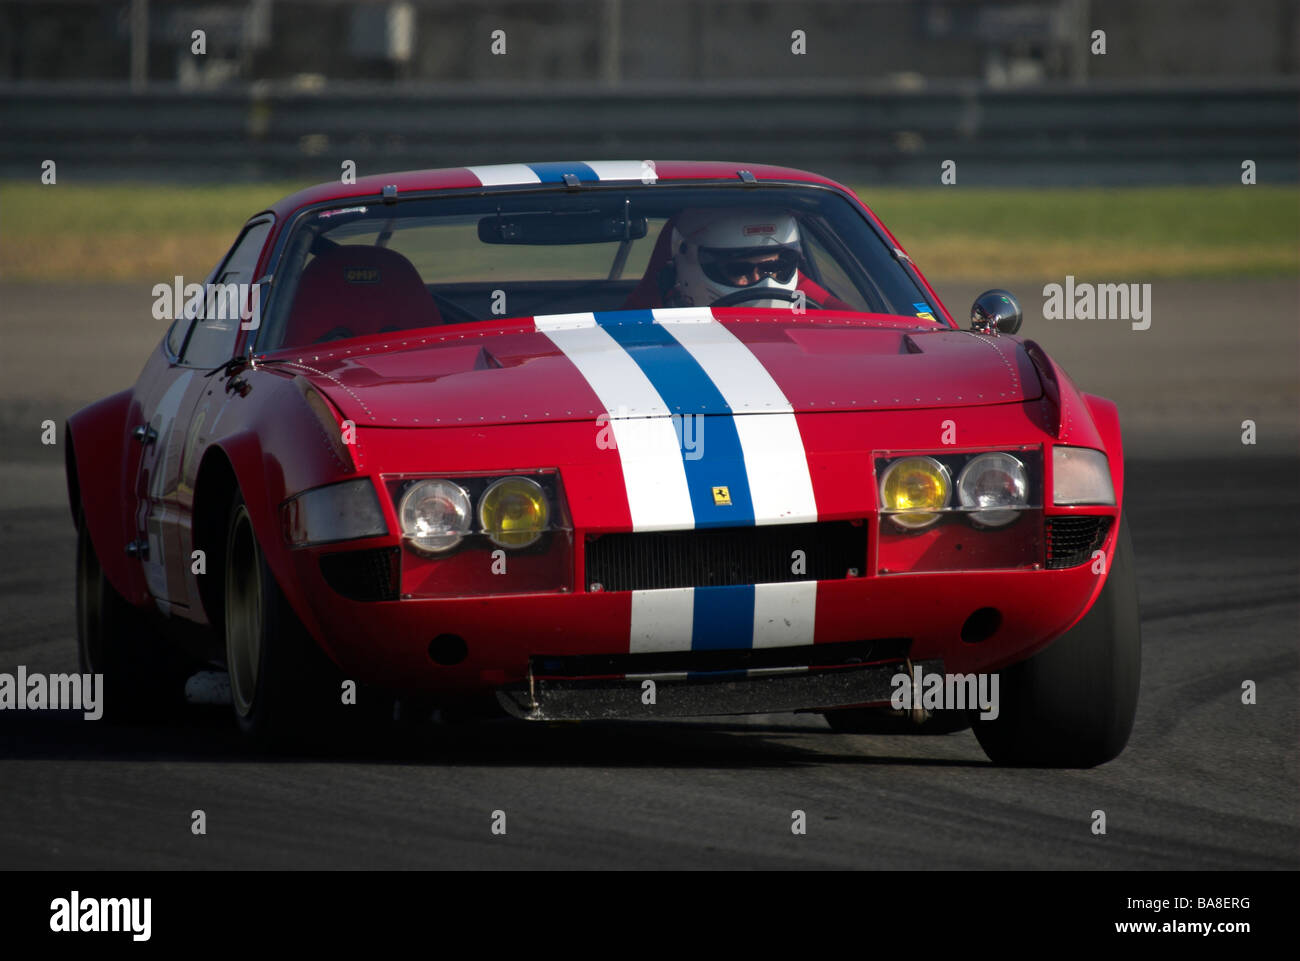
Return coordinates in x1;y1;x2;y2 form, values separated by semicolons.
497;657;943;720
280;533;1114;698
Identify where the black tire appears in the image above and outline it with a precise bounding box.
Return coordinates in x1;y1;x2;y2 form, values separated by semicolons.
971;514;1141;767
75;513;188;722
823;706;971;735
223;491;348;744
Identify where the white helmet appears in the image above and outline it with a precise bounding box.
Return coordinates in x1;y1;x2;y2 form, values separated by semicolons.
668;208;802;308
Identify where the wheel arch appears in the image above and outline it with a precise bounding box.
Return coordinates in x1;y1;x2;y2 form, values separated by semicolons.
191;431;327;644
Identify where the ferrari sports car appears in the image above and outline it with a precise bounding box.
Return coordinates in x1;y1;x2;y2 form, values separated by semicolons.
68;160;1139;766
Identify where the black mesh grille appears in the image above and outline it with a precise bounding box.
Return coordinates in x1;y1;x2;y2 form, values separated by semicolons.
319;547;399;601
1045;516;1112;569
584;521;866;592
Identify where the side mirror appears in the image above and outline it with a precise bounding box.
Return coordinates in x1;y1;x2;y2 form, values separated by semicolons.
970;289;1022;335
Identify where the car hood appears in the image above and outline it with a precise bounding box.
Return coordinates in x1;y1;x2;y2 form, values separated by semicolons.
289;310;1042;428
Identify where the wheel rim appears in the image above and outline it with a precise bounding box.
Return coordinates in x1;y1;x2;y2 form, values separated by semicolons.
225;508;263;719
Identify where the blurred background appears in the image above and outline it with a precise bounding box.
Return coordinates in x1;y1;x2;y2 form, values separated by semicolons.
1;0;1298;184
0;0;1297;455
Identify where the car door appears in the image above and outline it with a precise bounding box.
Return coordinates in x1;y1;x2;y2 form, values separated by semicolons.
131;218;272;612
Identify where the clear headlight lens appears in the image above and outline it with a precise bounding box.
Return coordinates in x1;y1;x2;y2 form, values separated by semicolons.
1053;447;1115;505
957;452;1028;527
283;479;387;547
880;456;950;530
479;476;549;549
399;479;473;555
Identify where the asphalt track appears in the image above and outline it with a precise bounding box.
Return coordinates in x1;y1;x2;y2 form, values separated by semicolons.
0;278;1296;869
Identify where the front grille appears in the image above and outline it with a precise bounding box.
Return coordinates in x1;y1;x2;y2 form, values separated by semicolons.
1045;516;1112;569
531;637;911;679
584;521;867;592
319;547;400;601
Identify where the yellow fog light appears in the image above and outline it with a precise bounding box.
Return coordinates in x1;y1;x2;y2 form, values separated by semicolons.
479;476;550;549
880;456;951;530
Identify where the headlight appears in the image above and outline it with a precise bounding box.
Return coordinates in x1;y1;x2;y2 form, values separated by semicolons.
1053;447;1115;505
879;456;950;530
283;479;387;547
399;479;473;555
957;452;1028;527
479;476;550;549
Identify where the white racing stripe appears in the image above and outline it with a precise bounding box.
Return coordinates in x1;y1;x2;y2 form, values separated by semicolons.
630;588;695;653
751;581;818;648
535;313;694;531
653;308;818;525
466;164;542;186
583;160;657;183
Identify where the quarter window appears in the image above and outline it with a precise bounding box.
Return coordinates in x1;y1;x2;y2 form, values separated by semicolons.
180;220;271;368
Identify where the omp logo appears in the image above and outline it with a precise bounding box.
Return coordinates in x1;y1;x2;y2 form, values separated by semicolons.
344;267;380;284
743;224;775;235
0;666;102;720
50;892;151;941
891;665;999;720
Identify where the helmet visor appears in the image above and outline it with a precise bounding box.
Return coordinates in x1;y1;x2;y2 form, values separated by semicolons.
697;245;800;287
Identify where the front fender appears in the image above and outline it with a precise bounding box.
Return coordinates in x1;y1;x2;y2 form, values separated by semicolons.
197;371;360;645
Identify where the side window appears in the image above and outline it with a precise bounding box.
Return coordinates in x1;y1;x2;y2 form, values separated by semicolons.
180;220;272;368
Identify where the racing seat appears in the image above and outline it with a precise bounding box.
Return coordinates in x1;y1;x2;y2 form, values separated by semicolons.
622;218;855;311
285;244;442;347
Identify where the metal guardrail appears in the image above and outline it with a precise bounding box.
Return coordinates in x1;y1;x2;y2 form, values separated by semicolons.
1;82;1296;184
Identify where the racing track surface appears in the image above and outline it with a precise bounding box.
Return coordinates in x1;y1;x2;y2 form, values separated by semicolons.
0;278;1296;869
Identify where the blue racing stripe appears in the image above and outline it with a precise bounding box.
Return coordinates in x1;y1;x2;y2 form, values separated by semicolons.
526;161;599;184
690;585;756;651
593;310;755;528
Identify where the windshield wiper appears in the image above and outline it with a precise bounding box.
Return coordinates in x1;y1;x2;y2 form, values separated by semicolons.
205;354;296;379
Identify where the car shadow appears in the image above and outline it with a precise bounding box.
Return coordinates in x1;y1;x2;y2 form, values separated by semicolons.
0;707;992;770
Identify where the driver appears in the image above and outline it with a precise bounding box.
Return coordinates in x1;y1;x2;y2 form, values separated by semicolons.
665;208;803;308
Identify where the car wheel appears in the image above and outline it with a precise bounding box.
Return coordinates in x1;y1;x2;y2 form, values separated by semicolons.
223;491;345;744
76;512;186;721
971;513;1141;767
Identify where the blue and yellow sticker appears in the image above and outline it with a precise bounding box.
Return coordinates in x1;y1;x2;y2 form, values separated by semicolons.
913;302;937;321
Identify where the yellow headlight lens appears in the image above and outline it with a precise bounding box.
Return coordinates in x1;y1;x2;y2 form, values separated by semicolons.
479;476;550;549
880;456;950;530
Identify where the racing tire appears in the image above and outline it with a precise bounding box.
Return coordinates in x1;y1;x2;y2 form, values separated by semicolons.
223;491;354;745
75;512;188;722
971;513;1141;768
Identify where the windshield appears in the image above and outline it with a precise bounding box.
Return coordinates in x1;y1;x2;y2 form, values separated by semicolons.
258;185;939;353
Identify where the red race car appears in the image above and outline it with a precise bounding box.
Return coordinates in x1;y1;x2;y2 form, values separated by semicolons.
67;161;1139;766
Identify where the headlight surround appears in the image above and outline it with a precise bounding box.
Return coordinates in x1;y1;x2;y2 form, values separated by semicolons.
957;452;1029;527
1053;447;1115;505
879;456;951;530
479;476;550;549
399;479;473;555
283;479;388;547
